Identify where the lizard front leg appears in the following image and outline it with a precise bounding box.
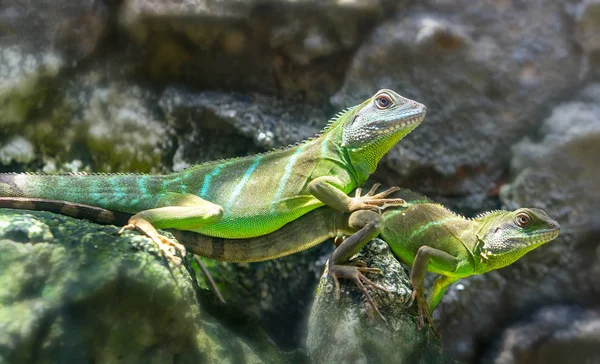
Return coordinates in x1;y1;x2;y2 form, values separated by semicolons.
408;246;458;328
328;210;391;323
309;177;406;213
119;193;223;265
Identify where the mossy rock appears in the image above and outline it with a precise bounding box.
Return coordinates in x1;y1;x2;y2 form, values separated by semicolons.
0;209;305;364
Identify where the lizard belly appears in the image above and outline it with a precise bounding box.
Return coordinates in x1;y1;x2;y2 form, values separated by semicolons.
193;195;322;238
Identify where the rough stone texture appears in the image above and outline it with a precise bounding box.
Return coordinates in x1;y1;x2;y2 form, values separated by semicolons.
0;0;108;62
120;0;383;98
0;46;63;128
435;84;600;363
58;67;172;173
483;306;600;364
306;239;453;364
0;209;306;364
3;60;173;174
574;0;600;77
0;136;35;166
160;87;327;149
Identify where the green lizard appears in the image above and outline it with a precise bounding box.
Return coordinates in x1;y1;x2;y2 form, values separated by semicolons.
0;89;426;264
175;188;560;325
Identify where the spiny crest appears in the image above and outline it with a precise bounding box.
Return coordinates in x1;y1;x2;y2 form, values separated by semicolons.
176;105;358;174
317;105;356;134
1;171;151;177
470;210;508;221
437;203;465;219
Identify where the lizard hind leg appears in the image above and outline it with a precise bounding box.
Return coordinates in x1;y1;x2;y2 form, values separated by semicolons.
119;193;224;265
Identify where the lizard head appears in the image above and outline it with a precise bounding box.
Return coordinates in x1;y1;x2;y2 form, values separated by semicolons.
475;208;560;273
340;89;426;180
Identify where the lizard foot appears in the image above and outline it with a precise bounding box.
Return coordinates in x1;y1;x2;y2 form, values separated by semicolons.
329;263;390;324
119;218;186;265
408;286;435;330
350;183;406;212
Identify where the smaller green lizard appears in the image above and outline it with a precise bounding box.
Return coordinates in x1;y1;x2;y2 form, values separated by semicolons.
178;188;560;325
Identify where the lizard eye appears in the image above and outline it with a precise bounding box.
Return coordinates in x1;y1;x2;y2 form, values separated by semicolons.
515;212;532;227
374;94;393;110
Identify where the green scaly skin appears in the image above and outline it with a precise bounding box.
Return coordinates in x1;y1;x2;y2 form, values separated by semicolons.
0;90;426;264
176;188;560;325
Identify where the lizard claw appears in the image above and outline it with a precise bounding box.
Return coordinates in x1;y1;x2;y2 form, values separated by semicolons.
329;263;390;324
408;286;435;330
118;218;186;265
350;185;406;213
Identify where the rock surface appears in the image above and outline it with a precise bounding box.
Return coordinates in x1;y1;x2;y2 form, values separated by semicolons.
484;306;600;364
306;239;453;364
0;209;306;364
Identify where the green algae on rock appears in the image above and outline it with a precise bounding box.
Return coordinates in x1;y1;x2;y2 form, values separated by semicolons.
0;209;305;364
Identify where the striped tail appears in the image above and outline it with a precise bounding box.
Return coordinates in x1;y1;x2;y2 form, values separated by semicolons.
0;197;131;225
172;208;340;262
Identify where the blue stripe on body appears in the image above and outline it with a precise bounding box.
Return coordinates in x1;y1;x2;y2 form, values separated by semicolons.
226;156;262;209
200;165;223;198
109;176;126;202
273;145;305;205
138;178;148;197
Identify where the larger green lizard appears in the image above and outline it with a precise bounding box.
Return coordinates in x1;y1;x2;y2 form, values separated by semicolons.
176;188;560;324
0;90;426;264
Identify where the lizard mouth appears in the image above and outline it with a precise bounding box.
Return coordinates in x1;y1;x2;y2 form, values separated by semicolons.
523;229;560;246
369;109;426;135
491;228;560;253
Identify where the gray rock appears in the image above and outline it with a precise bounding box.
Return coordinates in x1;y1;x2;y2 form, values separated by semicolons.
484;306;600;364
574;0;600;77
0;0;107;62
306;238;453;364
120;0;383;96
0;136;35;165
159;87;326;151
0;209;306;364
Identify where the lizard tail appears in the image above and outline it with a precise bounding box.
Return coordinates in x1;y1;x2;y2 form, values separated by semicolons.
0;173;162;213
0;197;131;225
171;208;339;263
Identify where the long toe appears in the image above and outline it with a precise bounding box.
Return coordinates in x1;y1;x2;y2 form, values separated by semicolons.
371;186;400;199
160;235;187;256
118;224;135;234
365;183;381;196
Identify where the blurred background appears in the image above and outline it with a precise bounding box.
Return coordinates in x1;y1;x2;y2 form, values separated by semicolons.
0;0;599;363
